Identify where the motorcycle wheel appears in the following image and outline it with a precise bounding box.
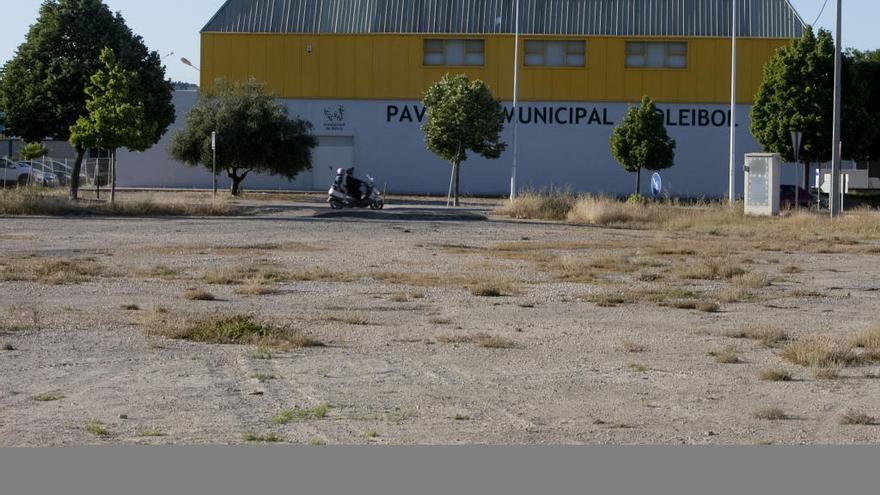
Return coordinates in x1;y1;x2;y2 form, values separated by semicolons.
370;200;384;210
330;200;344;210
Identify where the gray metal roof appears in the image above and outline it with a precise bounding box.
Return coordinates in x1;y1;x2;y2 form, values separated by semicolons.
202;0;805;38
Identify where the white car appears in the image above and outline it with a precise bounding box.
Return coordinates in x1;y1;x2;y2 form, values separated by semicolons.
1;157;59;187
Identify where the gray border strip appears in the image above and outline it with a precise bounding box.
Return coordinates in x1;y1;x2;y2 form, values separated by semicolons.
1;446;878;495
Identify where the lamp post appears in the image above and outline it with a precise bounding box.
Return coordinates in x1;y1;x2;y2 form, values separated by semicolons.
829;0;843;217
211;131;217;199
509;0;520;202
728;0;737;205
181;57;200;72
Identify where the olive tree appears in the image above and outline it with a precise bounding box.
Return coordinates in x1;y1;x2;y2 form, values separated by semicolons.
609;96;676;196
422;74;506;206
170;78;316;196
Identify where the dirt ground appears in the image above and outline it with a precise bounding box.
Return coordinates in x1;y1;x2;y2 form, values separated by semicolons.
1;199;879;445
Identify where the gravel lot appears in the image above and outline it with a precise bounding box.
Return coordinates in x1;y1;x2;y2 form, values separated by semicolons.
1;200;879;445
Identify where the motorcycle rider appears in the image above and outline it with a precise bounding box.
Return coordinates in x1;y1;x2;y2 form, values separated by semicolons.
344;167;365;201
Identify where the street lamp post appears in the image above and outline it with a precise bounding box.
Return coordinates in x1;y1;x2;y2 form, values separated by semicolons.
181;57;200;72
829;0;843;217
211;131;217;199
510;0;520;202
728;0;737;205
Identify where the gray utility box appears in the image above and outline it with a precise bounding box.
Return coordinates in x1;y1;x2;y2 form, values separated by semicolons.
744;153;781;216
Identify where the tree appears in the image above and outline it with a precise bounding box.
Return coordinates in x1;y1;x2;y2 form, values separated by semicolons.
20;142;50;160
609;96;676;196
170;78;316;196
751;28;876;186
0;0;174;200
70;48;156;202
422;74;506;207
847;49;880;160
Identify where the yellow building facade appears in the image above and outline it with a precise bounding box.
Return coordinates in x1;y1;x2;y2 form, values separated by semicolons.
201;33;788;104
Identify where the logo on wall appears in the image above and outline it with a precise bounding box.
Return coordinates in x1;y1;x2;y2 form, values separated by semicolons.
323;105;346;131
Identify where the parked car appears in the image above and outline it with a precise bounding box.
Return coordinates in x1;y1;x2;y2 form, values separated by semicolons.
1;157;59;187
17;160;60;187
39;159;74;186
780;185;815;209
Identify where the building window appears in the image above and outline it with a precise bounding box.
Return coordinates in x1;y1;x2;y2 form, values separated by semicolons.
524;40;586;67
423;39;485;66
625;42;688;69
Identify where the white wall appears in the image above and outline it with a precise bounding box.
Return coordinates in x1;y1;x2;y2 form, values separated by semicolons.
119;91;766;197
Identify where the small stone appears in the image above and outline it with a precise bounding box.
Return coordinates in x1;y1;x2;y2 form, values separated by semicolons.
250;391;265;396
119;414;128;420
704;431;718;437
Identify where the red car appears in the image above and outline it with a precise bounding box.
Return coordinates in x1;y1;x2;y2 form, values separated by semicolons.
780;185;815;209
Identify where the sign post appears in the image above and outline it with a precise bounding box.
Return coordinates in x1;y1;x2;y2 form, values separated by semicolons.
211;131;217;199
791;130;802;210
651;173;663;199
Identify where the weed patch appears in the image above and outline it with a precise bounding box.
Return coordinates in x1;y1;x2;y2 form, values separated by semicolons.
273;404;330;424
753;408;787;420
145;313;323;348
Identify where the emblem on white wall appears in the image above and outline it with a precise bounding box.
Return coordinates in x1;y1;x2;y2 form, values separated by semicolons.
323;105;346;131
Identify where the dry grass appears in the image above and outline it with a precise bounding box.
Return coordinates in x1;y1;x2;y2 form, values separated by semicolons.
0;189;241;217
471;284;506;297
732;272;771;289
203;264;286;285
150;265;180;278
760;369;793;382
676;258;746;281
708;346;741;364
851;327;880;361
497;193;880;247
184;289;216;301
780;336;862;369
437;333;517;349
494;189;577;221
324;313;370;326
753;407;788;420
234;279;278;296
0;258;106;285
565;195;670;227
839;410;877;426
144;313;323;349
289;267;361;283
724;325;788;347
621;340;647;353
242;432;284;443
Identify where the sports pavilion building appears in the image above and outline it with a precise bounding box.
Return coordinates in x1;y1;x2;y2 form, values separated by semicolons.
120;0;806;197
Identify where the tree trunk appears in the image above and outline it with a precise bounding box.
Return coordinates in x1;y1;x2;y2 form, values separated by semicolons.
110;149;117;204
228;168;251;196
635;167;642;196
452;161;461;207
68;148;85;201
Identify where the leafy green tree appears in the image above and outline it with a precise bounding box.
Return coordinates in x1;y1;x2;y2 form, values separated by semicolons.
0;0;174;200
609;96;676;196
70;48;156;202
847;49;880;160
19;142;50;160
751;28;876;185
422;74;506;207
170;78;316;196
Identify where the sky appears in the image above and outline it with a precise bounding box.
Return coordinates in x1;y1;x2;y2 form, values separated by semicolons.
0;0;878;85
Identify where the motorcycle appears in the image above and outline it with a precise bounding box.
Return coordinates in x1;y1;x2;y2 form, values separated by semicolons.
328;173;384;210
